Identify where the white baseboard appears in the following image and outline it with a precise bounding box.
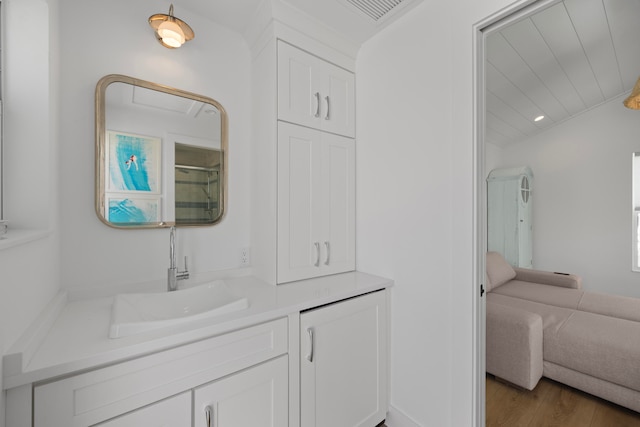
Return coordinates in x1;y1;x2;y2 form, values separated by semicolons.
386;405;422;427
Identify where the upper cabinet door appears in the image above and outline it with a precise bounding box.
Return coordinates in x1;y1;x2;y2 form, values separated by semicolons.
278;41;355;137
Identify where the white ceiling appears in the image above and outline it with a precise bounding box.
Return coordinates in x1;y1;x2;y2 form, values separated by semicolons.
177;0;423;45
174;0;639;149
176;0;263;35
485;0;640;147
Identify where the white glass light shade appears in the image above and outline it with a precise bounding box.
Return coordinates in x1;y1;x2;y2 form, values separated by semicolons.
158;20;185;47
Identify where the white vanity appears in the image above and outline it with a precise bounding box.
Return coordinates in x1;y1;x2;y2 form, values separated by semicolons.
4;273;391;427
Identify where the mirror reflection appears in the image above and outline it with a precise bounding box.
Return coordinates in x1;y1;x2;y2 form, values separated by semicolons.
95;75;227;228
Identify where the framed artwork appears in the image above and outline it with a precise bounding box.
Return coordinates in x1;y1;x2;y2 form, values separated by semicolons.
106;196;161;224
106;131;161;194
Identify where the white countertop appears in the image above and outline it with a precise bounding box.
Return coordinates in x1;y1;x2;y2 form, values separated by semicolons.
3;271;392;389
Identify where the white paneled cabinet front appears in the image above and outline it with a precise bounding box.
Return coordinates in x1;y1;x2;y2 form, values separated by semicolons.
300;291;388;427
94;392;191;427
277;122;355;284
33;318;288;427
193;355;289;427
277;41;355;138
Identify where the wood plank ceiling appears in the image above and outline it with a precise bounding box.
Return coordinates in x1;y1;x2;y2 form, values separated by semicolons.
486;0;640;147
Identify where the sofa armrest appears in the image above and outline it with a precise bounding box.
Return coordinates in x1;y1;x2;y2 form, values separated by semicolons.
514;267;582;289
486;302;543;390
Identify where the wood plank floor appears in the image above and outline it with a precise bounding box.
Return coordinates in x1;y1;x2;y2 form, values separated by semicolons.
487;375;640;427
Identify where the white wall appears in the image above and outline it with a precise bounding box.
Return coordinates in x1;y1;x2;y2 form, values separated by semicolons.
0;0;61;424
357;3;453;424
499;97;640;298
57;0;252;293
485;142;504;176
356;0;518;425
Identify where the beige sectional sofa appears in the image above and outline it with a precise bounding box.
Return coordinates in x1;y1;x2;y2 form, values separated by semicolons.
485;251;640;413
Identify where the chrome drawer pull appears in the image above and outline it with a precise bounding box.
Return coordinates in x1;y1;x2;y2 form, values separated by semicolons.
306;328;314;362
205;405;213;427
324;96;330;120
324;241;330;265
314;92;321;118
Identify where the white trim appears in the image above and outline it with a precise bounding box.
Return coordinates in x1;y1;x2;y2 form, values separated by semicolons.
632;154;640;272
472;18;486;427
0;100;4;219
472;1;565;426
633;210;640;272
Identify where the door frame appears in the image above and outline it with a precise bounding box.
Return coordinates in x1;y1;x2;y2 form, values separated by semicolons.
472;0;562;425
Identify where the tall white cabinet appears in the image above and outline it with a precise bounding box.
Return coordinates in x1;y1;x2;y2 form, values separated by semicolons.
251;37;356;285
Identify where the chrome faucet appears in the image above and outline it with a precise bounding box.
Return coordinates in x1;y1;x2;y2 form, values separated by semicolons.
168;226;189;291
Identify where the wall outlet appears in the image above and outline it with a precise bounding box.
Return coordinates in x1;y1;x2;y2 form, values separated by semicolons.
240;247;250;267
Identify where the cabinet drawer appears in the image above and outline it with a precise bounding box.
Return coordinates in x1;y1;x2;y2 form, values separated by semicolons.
34;318;288;427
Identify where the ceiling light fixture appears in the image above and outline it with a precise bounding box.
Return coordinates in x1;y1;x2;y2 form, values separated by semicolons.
149;4;194;49
534;115;544;122
623;76;640;110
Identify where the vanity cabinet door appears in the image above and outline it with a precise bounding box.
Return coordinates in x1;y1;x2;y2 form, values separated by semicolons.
277;41;355;137
277;122;355;284
300;291;388;427
94;392;191;427
193;355;288;427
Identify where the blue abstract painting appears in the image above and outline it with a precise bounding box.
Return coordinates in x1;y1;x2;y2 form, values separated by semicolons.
107;131;161;193
108;198;159;223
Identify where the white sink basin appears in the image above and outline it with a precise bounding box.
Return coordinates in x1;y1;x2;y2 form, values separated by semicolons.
109;281;249;338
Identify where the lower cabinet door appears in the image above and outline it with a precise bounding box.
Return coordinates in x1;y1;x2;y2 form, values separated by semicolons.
193;355;288;427
95;392;191;426
300;291;388;427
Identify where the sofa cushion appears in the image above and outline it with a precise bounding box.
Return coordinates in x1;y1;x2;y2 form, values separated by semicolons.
487;293;574;333
544;311;640;392
577;291;640;323
513;267;582;289
486;252;516;291
486;301;543;390
492;280;584;310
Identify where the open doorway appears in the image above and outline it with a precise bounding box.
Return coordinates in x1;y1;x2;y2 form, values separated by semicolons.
476;0;640;425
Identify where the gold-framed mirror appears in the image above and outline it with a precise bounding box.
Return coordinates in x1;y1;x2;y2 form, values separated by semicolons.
95;74;227;228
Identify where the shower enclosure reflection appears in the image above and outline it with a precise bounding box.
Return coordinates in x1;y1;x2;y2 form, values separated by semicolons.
175;144;221;224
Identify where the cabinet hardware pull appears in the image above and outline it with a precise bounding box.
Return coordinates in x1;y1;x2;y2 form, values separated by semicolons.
324;96;330;120
306;328;314;362
205;405;213;427
314;242;320;267
314;92;321;118
324;241;330;265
